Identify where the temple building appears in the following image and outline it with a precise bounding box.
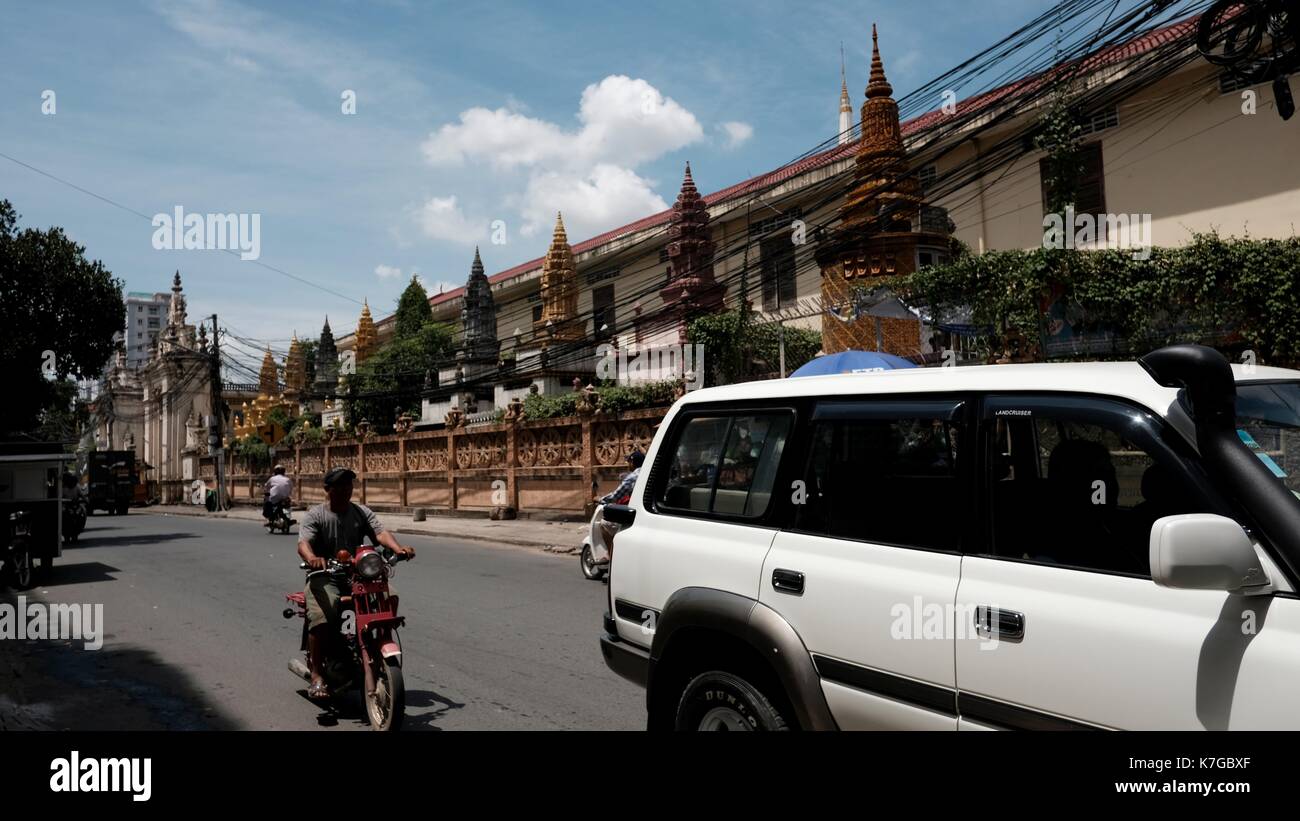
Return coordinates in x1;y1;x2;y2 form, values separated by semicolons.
93;272;219;503
815;25;952;356
315;317;345;429
230;347;293;443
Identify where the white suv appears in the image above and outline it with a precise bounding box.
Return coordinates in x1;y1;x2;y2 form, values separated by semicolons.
598;345;1300;730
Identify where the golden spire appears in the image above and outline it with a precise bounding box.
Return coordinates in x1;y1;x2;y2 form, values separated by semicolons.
868;23;893;99
284;332;306;394
258;346;278;397
355;298;377;365
537;212;581;342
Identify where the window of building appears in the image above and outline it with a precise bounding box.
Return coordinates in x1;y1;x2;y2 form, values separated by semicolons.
1218;70;1257;94
532;304;543;324
656;413;792;518
794;401;964;550
917;163;938;190
760;235;798;312
585;266;619;285
659;248;670;264
147;318;160;328
592;284;616;339
1077;105;1119;137
148;305;159;314
1041;141;1105;219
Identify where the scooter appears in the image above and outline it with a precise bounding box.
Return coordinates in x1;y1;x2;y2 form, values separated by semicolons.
265;497;296;535
283;547;409;730
580;503;615;581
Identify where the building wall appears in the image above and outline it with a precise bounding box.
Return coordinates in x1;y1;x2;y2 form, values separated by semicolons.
934;63;1300;253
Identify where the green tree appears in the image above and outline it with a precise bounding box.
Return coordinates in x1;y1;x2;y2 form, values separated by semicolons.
345;321;454;433
298;338;318;389
0;200;125;437
393;276;434;341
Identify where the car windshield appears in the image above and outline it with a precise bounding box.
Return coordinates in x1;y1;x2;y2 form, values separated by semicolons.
1236;381;1300;501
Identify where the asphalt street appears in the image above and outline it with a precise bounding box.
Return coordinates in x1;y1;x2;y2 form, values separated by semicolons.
0;511;642;730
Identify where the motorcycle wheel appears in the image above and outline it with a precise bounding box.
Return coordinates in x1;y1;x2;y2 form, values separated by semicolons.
10;550;33;591
366;657;405;731
580;543;605;580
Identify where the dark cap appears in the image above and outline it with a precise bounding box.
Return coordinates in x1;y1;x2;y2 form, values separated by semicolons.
627;449;645;468
323;467;357;488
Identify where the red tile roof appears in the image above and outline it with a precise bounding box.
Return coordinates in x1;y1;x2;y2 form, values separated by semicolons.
408;13;1199;318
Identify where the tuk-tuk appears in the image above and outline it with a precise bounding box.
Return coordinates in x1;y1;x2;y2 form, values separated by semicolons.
0;442;74;589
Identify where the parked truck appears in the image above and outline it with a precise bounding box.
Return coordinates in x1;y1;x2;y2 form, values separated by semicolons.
86;449;136;516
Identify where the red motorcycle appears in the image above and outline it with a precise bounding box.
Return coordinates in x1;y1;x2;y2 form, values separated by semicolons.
283;547;408;730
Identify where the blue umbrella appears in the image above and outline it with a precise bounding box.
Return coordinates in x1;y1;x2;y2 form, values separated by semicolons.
789;350;918;377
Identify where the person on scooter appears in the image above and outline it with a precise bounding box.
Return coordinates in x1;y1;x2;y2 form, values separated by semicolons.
594;449;643;555
296;467;415;700
263;464;294;525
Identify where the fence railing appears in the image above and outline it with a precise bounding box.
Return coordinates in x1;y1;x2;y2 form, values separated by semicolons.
200;406;668;516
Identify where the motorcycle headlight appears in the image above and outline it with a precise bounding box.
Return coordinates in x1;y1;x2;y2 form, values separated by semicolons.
357;552;383;579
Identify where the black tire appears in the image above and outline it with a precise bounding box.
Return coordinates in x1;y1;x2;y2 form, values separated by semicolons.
675;670;790;731
117;505;128;516
9;549;34;591
579;543;605;580
366;656;405;731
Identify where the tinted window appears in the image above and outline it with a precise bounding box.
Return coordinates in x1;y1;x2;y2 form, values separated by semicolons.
990;410;1212;575
795;413;963;550
658;413;791;519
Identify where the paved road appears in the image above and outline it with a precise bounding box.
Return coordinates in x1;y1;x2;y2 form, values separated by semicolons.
0;511;642;730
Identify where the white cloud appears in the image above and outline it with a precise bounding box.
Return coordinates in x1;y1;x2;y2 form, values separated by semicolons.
415;195;486;245
514;164;669;240
719;121;754;150
421;75;703;172
419;75;708;246
374;264;403;279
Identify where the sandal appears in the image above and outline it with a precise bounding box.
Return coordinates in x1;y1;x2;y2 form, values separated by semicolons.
307;680;331;701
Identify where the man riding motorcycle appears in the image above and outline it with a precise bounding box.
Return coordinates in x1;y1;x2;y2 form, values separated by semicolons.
296;467;415;700
593;449;643;555
263;464;294;525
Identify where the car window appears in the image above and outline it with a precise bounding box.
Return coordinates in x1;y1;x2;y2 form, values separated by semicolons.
989;411;1211;575
795;413;963;550
658;413;791;518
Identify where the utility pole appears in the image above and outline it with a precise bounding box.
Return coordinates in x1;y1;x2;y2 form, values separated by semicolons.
208;314;225;511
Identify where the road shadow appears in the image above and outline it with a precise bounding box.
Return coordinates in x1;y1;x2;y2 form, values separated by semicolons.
0;589;241;730
403;688;466;731
70;531;202;550
3;561;123;589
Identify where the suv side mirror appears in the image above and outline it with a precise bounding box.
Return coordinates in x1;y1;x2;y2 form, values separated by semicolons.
1150;514;1269;592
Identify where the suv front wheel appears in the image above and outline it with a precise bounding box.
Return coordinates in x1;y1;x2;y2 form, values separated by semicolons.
674;671;789;731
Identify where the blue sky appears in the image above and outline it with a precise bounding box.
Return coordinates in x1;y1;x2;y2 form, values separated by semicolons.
0;0;1057;351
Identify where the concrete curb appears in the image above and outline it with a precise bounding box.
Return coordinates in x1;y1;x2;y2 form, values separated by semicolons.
134;506;577;553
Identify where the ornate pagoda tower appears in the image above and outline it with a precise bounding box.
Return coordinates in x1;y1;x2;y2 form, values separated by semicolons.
659;163;724;328
535;213;583;344
284;332;307;397
354;300;377;366
460;246;499;362
816;25;951;356
232;347;292;441
314;317;339;397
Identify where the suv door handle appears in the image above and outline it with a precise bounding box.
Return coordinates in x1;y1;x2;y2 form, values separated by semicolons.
975;605;1024;639
772;568;804;595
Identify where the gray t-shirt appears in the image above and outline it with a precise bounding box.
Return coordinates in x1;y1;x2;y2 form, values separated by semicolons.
299;503;385;558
